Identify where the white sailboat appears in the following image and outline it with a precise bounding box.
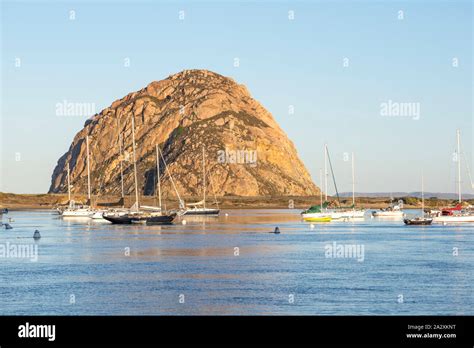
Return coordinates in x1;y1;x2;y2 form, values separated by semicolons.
182;146;220;216
320;146;365;220
62;137;95;218
344;152;365;218
433;129;474;223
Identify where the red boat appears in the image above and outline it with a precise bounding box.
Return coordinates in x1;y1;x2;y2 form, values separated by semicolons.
441;203;462;216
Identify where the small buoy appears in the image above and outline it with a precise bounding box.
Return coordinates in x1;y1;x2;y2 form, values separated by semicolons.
4;223;12;230
443;222;447;226
225;213;229;217
33;230;41;239
182;220;187;225
310;224;315;229
273;227;280;234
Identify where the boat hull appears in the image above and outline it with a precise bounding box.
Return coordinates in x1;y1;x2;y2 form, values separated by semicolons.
302;209;365;221
432;215;474;223
102;215;133;224
329;210;365;219
182;209;220;216
303;216;332;222
62;209;94;217
103;212;177;225
145;213;177;225
372;211;404;218
404;218;433;225
302;212;332;222
91;211;106;219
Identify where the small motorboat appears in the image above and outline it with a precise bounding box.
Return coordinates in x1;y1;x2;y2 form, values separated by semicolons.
372;201;404;218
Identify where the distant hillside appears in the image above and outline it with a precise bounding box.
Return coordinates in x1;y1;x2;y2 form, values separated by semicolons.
339;192;474;199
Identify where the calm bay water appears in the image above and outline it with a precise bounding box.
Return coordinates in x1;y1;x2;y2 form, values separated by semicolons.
0;209;473;315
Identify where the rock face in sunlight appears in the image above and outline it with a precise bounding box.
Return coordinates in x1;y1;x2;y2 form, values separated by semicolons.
49;69;319;197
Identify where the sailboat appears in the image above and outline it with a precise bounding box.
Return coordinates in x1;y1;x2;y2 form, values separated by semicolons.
344;152;365;218
62;138;95;218
404;174;433;225
144;145;178;224
302;169;332;222
182;146;220;216
432;130;474;223
307;145;365;220
103;116;176;224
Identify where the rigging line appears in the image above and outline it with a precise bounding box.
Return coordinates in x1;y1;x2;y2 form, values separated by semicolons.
462;151;474;190
207;163;220;209
326;147;341;206
158;147;184;209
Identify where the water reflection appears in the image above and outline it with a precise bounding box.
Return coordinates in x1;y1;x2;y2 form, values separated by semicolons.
0;209;472;315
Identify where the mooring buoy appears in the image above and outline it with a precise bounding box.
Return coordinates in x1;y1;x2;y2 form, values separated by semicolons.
182;220;187;225
33;230;41;239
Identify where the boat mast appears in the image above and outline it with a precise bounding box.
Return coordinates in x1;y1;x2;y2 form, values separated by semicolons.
457;129;461;203
324;144;328;201
86;135;91;203
116;115;125;199
131;115;140;210
326;146;341;205
320;168;323;208
67;163;71;201
119;133;125;199
203;146;206;209
156;144;162;209
421;173;424;217
352;152;355;208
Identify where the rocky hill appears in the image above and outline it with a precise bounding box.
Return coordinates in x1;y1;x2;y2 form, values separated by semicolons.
49;69;319;198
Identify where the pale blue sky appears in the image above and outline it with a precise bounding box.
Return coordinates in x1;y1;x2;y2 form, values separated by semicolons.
1;0;472;194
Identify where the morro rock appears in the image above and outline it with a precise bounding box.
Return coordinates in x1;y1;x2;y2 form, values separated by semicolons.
49;70;319;197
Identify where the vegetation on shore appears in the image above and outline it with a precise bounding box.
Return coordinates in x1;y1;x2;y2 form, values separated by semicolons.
1;192;472;210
